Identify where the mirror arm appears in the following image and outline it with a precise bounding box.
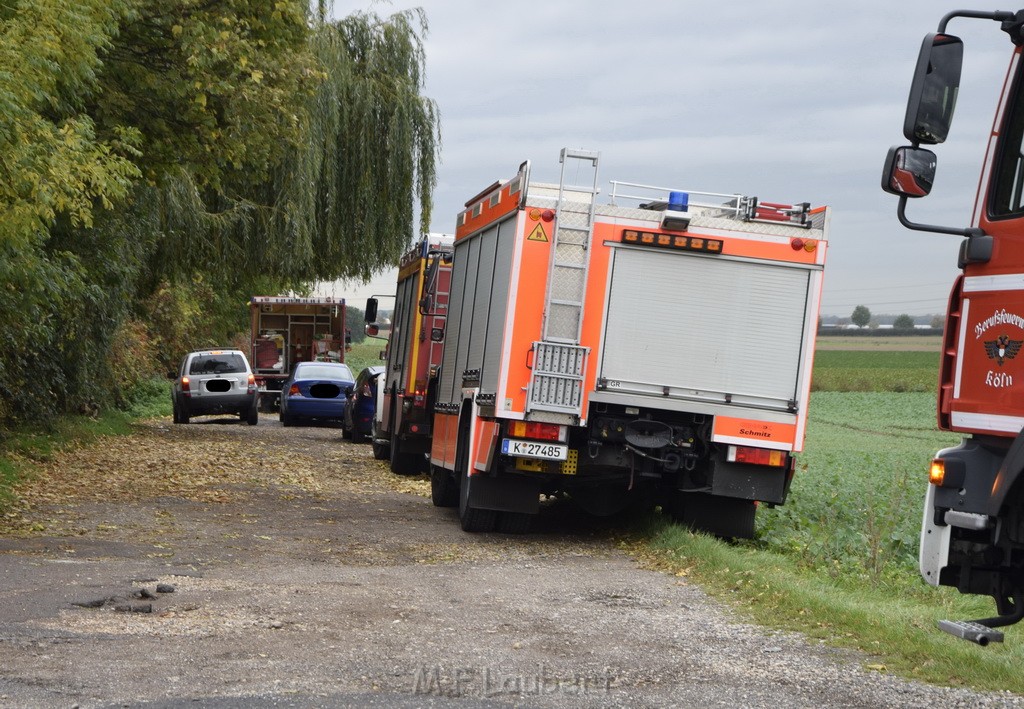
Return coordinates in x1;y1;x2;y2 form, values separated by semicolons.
938;10;1017;33
897;196;986;238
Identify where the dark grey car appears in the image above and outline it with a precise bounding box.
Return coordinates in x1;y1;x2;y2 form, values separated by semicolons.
171;349;259;425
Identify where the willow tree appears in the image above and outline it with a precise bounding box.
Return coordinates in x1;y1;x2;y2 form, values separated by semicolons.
138;6;439;290
263;8;440;284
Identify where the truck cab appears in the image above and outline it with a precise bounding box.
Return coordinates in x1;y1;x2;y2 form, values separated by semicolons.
882;9;1024;643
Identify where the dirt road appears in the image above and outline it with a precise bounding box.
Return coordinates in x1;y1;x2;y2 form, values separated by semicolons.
0;417;1019;708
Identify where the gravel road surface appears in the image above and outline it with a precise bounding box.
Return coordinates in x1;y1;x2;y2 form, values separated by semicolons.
0;418;1020;708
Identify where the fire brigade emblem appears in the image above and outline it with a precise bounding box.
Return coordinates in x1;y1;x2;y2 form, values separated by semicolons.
984;335;1023;366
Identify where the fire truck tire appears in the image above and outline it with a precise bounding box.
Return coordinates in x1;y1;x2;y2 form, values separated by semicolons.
497;512;533;534
389;436;423;476
459;472;497;532
431;466;459;507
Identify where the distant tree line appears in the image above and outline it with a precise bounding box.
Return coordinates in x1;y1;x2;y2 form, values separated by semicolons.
0;2;438;427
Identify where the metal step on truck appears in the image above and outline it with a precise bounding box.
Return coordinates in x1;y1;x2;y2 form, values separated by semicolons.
427;149;829;536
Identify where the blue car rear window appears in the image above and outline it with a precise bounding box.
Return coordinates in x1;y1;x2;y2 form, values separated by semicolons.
297;364;352;380
190;354;247;375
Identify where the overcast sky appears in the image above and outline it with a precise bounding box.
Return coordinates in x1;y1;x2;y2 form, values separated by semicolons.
320;1;1016;318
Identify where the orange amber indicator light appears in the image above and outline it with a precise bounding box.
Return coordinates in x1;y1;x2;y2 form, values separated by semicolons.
929;459;945;486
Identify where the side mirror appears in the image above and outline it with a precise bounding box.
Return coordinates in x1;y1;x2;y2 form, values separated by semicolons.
365;298;378;323
881;146;937;197
904;33;963;145
167;371;177;380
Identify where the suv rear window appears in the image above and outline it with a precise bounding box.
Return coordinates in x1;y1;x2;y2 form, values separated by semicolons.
189;354;247;375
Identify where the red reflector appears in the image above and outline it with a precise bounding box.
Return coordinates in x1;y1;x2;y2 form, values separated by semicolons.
541;209;555;222
410;424;420;433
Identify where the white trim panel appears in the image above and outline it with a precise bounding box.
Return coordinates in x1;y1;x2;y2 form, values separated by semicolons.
951;410;1024;434
963;273;1024;293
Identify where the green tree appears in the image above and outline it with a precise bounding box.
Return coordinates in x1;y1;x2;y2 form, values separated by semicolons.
851;305;871;328
893;314;916;331
0;2;439;426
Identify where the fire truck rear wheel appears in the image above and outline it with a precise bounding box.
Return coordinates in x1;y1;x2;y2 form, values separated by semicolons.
431;466;458;507
459;475;497;533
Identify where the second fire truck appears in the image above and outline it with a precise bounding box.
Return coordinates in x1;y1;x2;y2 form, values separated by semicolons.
426;149;829;537
368;235;455;474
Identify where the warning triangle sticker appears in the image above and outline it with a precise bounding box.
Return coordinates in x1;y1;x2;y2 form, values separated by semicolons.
527;224;549;242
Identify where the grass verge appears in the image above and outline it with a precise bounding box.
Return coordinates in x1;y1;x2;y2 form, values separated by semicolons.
631;520;1024;693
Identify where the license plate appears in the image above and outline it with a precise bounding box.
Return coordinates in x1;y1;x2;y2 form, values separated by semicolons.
501;439;568;461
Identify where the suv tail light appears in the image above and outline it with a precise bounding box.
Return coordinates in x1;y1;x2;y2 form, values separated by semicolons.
181;376;191;396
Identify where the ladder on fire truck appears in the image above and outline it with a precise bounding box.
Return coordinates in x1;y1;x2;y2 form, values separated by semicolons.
528;148;599;420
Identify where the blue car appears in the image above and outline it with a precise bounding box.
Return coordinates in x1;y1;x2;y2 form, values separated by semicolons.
343;365;385;442
279;362;354;426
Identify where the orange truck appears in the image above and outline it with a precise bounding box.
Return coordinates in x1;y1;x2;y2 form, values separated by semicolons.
367;235;455;472
882;8;1024;644
427;149;829;536
249;296;348;410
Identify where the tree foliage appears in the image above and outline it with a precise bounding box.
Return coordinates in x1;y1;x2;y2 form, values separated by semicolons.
0;1;439;427
851;305;871;329
892;314;916;331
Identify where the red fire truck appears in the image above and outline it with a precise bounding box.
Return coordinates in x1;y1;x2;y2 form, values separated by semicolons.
368;235;454;473
882;9;1024;644
429;150;828;537
249;296;347;410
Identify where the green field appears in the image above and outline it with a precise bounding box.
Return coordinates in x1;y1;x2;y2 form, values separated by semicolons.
811;349;941;392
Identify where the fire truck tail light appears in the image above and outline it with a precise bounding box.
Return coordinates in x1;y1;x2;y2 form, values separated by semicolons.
727;445;787;467
509;421;566;442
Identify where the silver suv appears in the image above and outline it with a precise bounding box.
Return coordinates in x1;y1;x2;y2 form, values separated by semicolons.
171;349;259;425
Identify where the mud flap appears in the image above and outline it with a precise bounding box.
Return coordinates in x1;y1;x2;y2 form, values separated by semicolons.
466;474;540;515
676;491;756;540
